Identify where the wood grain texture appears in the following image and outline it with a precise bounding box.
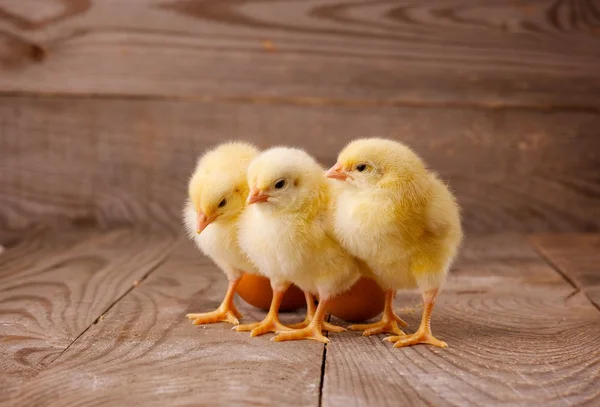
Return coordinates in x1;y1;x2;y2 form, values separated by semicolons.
0;228;176;402
1;96;599;234
0;0;599;108
530;233;600;309
323;234;600;406
5;236;323;407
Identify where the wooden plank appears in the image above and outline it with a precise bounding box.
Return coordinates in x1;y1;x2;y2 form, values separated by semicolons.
323;234;600;406
0;0;599;108
5;237;323;407
1;96;599;234
0;228;176;402
0;227;96;285
530;233;600;309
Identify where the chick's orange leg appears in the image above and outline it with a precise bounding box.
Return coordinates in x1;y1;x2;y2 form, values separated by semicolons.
235;288;291;336
287;291;316;329
187;277;243;325
272;298;331;343
289;292;345;333
349;290;407;336
387;289;447;348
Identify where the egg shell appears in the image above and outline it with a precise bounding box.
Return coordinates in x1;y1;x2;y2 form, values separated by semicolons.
236;273;305;311
238;273;385;321
327;277;385;322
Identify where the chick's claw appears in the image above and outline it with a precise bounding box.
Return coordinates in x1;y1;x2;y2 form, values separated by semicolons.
234;321;260;332
272;326;329;344
323;321;346;333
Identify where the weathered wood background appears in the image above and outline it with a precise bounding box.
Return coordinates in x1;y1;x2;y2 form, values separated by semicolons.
1;0;599;236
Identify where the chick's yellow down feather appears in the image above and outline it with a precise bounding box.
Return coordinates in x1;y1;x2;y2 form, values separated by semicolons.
183;141;260;326
237;147;361;343
327;138;463;348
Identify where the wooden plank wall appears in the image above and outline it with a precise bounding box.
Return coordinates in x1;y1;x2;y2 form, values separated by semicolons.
1;0;599;234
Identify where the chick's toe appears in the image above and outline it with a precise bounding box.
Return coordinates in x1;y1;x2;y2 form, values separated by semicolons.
271;327;329;344
349;320;406;337
392;332;447;349
235;316;292;336
186;278;243;326
186;305;241;326
323;321;346;333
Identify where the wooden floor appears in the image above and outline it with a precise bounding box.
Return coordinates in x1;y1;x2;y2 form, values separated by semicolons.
1;228;599;406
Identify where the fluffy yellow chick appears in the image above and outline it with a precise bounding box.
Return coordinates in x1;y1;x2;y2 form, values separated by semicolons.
236;147;361;343
183;141;260;326
326;138;462;348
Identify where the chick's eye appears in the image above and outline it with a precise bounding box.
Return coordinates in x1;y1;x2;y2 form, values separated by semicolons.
218;198;227;208
274;179;286;189
356;164;367;172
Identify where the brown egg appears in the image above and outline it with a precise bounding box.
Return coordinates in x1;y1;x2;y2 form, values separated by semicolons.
236;273;305;311
327;277;385;322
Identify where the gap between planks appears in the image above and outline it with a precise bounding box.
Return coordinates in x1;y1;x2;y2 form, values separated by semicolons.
47;248;174;366
528;236;582;300
529;234;600;312
0;227;178;403
318;316;333;407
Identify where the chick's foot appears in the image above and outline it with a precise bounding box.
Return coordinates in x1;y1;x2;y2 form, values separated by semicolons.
235;316;292;337
349;289;408;336
290;293;346;332
349;319;406;336
390;330;447;348
186;278;242;325
235;287;292;336
186;303;242;325
290;292;345;332
287;315;311;330
389;288;447;348
289;318;345;333
273;297;335;343
271;326;329;344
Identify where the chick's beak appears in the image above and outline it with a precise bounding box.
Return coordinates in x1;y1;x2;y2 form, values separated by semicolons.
326;163;349;181
197;211;217;234
247;187;270;205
